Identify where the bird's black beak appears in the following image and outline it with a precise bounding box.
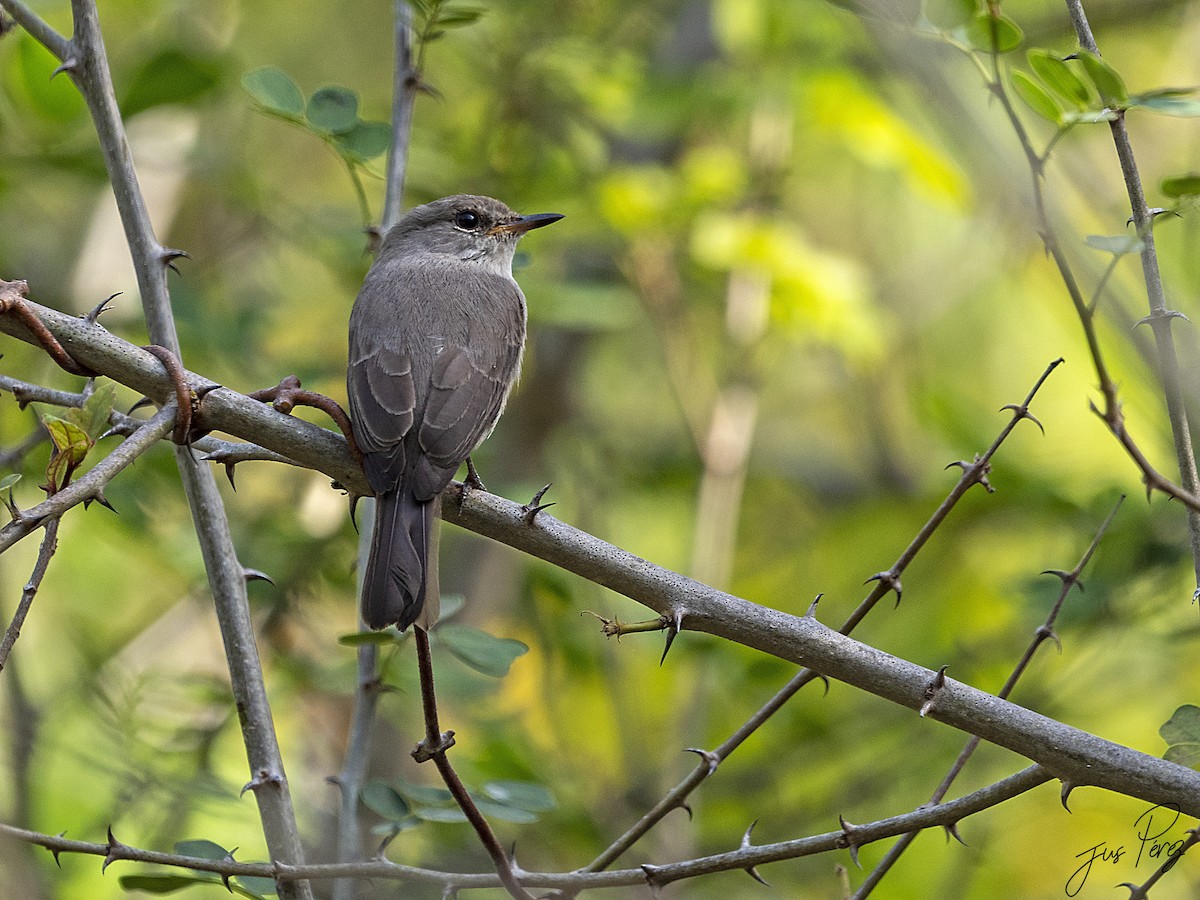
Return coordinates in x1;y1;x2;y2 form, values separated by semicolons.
487;212;564;236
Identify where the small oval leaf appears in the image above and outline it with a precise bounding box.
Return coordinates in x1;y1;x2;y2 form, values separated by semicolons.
241;67;304;117
967;12;1023;53
1162;173;1200;198
306;86;360;134
333;120;392;161
472;798;538;823
1027;49;1090;106
483;780;557;812
0;473;21;492
174;839;231;861
414;806;469;823
233;874;278;898
1077;50;1128;106
1011;70;1062;123
117;875;211;894
1132;95;1200;117
338;631;400;647
361;780;411;821
1085;234;1145;255
438;624;528;677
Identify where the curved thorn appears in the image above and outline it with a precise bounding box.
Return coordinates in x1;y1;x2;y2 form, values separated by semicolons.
741;819;758;849
943;821;967;846
680;801;693;821
50;58;77;79
1060;781;1075;812
684;747;720;776
816;672;831;696
804;593;823;618
243;568;274;585
744;865;769;886
84;292;121;324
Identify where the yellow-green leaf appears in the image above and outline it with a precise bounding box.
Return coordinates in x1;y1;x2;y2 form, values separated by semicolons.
967;12;1023;53
1011;70;1062;123
1027;49;1090;107
1077;50;1128;106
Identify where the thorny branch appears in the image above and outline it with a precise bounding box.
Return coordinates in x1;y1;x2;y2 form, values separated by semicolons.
853;495;1125;897
0;0;315;892
1060;3;1200;583
0;519;60;673
0;765;1053;892
584;358;1061;872
3;295;1199;817
412;628;535;900
970;5;1200;528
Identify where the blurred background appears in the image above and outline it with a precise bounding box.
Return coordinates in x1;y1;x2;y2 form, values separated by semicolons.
3;0;1200;896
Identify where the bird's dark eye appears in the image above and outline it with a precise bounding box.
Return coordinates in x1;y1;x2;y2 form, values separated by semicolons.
454;210;481;230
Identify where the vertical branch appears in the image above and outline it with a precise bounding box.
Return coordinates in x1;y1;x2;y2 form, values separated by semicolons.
334;4;416;895
0;2;314;895
1063;0;1200;588
382;0;417;233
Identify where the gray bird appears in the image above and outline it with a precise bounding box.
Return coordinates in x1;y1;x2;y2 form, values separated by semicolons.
348;195;562;631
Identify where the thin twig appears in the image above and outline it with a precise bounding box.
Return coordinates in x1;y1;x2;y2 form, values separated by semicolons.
584;359;1061;872
0;404;177;554
0;518;60;672
0;765;1053;891
967;5;1200;521
853;495;1125;897
1062;0;1200;586
412;628;535;900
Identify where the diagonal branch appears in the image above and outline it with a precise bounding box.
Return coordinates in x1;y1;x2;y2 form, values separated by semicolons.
0;0;315;892
585;359;1060;871
4;300;1200;816
1061;0;1200;586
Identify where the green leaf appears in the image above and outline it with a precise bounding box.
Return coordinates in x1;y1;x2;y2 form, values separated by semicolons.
414;805;469;823
123;49;223;118
923;0;975;30
1077;50;1128;106
472;798;538;823
966;12;1022;53
68;382;117;440
1162;173;1200;198
0;474;21;492
241;67;304;118
395;781;454;805
361;779;411;820
332;120;392;161
13;33;87;123
116;875;212;894
483;780;557;812
435;7;484;27
438;624;528;677
1011;71;1061;123
175;838;232;862
1027;49;1090;106
41;413;93;491
1161;704;1200;769
233;875;277;898
306;86;359;134
436;593;466;623
337;630;401;646
1132;95;1200;117
1084;234;1144;255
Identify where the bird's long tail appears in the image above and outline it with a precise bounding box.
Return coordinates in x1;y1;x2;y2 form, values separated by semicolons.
361;490;440;631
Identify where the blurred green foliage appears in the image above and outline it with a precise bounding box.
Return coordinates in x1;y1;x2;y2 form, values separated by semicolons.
3;0;1200;897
